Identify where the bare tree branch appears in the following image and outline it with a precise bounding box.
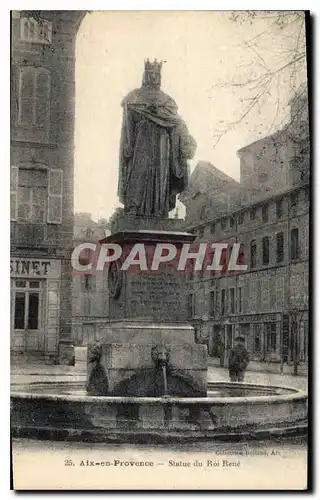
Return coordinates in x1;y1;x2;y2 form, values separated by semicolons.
211;12;307;148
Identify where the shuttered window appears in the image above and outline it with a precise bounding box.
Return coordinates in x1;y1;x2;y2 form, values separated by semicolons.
47;169;63;224
17;168;47;223
11;166;18;221
17;67;51;129
20;17;53;44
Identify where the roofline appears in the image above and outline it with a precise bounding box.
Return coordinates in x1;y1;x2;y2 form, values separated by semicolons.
237;130;286;155
187;182;309;229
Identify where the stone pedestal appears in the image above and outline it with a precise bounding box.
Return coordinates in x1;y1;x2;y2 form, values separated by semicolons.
87;216;207;397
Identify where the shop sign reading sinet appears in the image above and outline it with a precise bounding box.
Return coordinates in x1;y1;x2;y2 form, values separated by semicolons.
10;258;61;279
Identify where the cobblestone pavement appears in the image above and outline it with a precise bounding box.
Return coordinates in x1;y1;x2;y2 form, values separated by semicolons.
11;347;307;392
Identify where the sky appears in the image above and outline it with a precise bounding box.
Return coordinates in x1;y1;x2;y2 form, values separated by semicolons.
74;11;307;221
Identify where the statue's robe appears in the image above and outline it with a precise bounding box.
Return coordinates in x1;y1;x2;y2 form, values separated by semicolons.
118;88;196;217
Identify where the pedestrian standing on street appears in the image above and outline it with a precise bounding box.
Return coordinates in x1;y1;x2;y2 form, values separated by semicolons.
228;336;249;382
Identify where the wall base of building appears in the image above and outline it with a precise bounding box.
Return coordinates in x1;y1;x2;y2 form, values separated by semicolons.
58;341;75;366
208;356;308;376
11;350;59;366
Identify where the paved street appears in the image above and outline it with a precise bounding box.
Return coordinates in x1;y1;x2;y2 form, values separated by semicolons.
11;347;307;392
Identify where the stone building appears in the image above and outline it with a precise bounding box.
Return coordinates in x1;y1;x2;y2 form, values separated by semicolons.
10;10;86;363
182;89;310;375
72;213;109;346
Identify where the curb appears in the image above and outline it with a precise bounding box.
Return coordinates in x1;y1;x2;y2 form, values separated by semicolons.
11;421;308;444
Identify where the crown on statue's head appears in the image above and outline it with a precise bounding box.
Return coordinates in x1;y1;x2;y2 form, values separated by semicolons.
144;58;163;72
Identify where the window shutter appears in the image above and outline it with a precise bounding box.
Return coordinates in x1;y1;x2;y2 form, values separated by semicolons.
18;67;35;125
47;169;63;224
35;70;50;127
10;166;18;221
303;224;309;259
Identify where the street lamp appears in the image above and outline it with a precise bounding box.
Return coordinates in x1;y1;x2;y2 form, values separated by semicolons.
290;304;304;376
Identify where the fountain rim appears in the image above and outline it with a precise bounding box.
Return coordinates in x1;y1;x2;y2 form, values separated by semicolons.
11;381;308;405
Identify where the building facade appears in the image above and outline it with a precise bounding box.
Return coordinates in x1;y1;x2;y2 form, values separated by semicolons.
10;10;86;363
72;213;109;346
185;184;309;375
183;90;310;375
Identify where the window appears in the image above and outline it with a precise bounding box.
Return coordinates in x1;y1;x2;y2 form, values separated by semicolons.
304;186;310;202
275;276;284;307
221;289;226;316
221;218;227;230
216;290;220;313
261;277;270;310
200;206;206;220
238;287;242;313
20;17;53;44
258;172;268;183
250;240;257;268
83;274;96;290
14;167;62;225
301;321;308;362
28;293;40;329
262;236;270;265
276;199;283;219
85;227;94;239
83;297;91;316
290;228;299;260
47;169;63;224
230;288;235;313
230;216;235;228
17;168;47;223
220;247;228;272
290;192;299;208
17;66;51;129
187;294;194;319
253;324;262;353
250;280;260;310
15;280;26;288
13;279;41;331
237;243;245;267
266;323;277;352
262;204;269;223
276;232;284;263
29;280;40;288
250;208;257;220
238;211;244;224
209;290;215;317
14;292;26;329
11;166;18;221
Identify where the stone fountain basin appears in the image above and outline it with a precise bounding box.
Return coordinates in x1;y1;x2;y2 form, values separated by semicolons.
11;382;308;443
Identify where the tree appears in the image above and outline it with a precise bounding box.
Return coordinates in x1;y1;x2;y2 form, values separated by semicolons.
212;11;308;147
105;207;124;231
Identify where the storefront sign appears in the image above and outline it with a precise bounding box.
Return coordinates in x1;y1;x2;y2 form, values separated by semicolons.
213;313;279;324
238;314;278;323
10;258;61;279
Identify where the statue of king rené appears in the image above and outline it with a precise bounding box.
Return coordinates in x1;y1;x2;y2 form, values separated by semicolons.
118;59;197;218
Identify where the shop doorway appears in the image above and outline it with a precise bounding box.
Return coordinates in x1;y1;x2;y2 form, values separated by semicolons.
11;279;44;352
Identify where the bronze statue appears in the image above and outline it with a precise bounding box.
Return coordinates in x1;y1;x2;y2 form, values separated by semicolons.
118;59;197;217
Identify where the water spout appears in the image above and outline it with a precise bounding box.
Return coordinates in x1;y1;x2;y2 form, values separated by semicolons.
152;345;170;396
162;364;168;396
